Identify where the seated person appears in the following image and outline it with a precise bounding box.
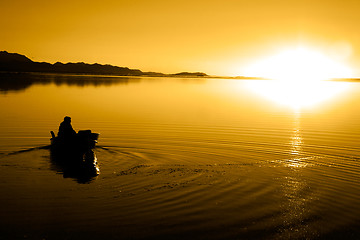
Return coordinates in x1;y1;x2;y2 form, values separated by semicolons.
58;116;77;139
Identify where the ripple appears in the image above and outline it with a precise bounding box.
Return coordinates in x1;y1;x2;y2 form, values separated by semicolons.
1;121;360;239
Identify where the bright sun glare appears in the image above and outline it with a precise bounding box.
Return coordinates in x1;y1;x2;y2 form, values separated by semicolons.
242;46;354;109
244;47;353;81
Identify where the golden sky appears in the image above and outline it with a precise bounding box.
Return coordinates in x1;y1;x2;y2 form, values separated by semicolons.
1;0;360;76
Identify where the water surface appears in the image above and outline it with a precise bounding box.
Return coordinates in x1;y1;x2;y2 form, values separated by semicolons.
1;73;360;239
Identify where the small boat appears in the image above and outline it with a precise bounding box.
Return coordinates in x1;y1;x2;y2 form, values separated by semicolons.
50;130;99;154
50;130;100;182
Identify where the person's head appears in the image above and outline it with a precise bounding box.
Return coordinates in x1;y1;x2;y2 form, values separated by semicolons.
64;116;71;123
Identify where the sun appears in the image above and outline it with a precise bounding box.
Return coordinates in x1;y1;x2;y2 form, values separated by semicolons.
243;47;353;81
241;46;354;109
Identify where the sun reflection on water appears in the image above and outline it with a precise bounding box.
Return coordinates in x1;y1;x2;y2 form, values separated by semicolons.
287;118;308;168
244;79;352;110
276;115;315;237
287;136;305;168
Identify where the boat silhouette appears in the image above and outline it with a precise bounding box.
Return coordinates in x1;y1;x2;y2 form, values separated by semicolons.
50;130;100;183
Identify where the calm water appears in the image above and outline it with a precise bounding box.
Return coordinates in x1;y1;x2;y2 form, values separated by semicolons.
1;73;360;239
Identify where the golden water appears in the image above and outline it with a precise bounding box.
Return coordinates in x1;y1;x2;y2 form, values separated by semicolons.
0;74;360;239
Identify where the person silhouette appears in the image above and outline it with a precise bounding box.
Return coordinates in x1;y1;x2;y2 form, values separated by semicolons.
58;116;76;139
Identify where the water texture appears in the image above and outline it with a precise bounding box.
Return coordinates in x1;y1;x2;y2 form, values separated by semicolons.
0;74;360;239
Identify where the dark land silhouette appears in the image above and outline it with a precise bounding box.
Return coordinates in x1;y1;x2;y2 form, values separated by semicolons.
0;51;208;77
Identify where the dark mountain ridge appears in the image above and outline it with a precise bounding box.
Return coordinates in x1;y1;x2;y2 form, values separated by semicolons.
0;51;208;77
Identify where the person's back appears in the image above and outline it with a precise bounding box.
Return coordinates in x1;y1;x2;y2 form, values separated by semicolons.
58;116;76;139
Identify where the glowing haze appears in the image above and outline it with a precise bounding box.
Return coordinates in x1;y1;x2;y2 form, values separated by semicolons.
1;0;360;77
243;47;354;80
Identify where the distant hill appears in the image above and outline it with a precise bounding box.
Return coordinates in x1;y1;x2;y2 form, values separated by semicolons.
0;51;208;77
171;72;208;77
0;51;143;76
0;51;32;63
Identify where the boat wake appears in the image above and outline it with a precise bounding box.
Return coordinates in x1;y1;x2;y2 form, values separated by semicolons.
4;145;51;156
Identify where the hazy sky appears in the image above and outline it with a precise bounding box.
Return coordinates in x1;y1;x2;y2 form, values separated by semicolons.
2;0;360;76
